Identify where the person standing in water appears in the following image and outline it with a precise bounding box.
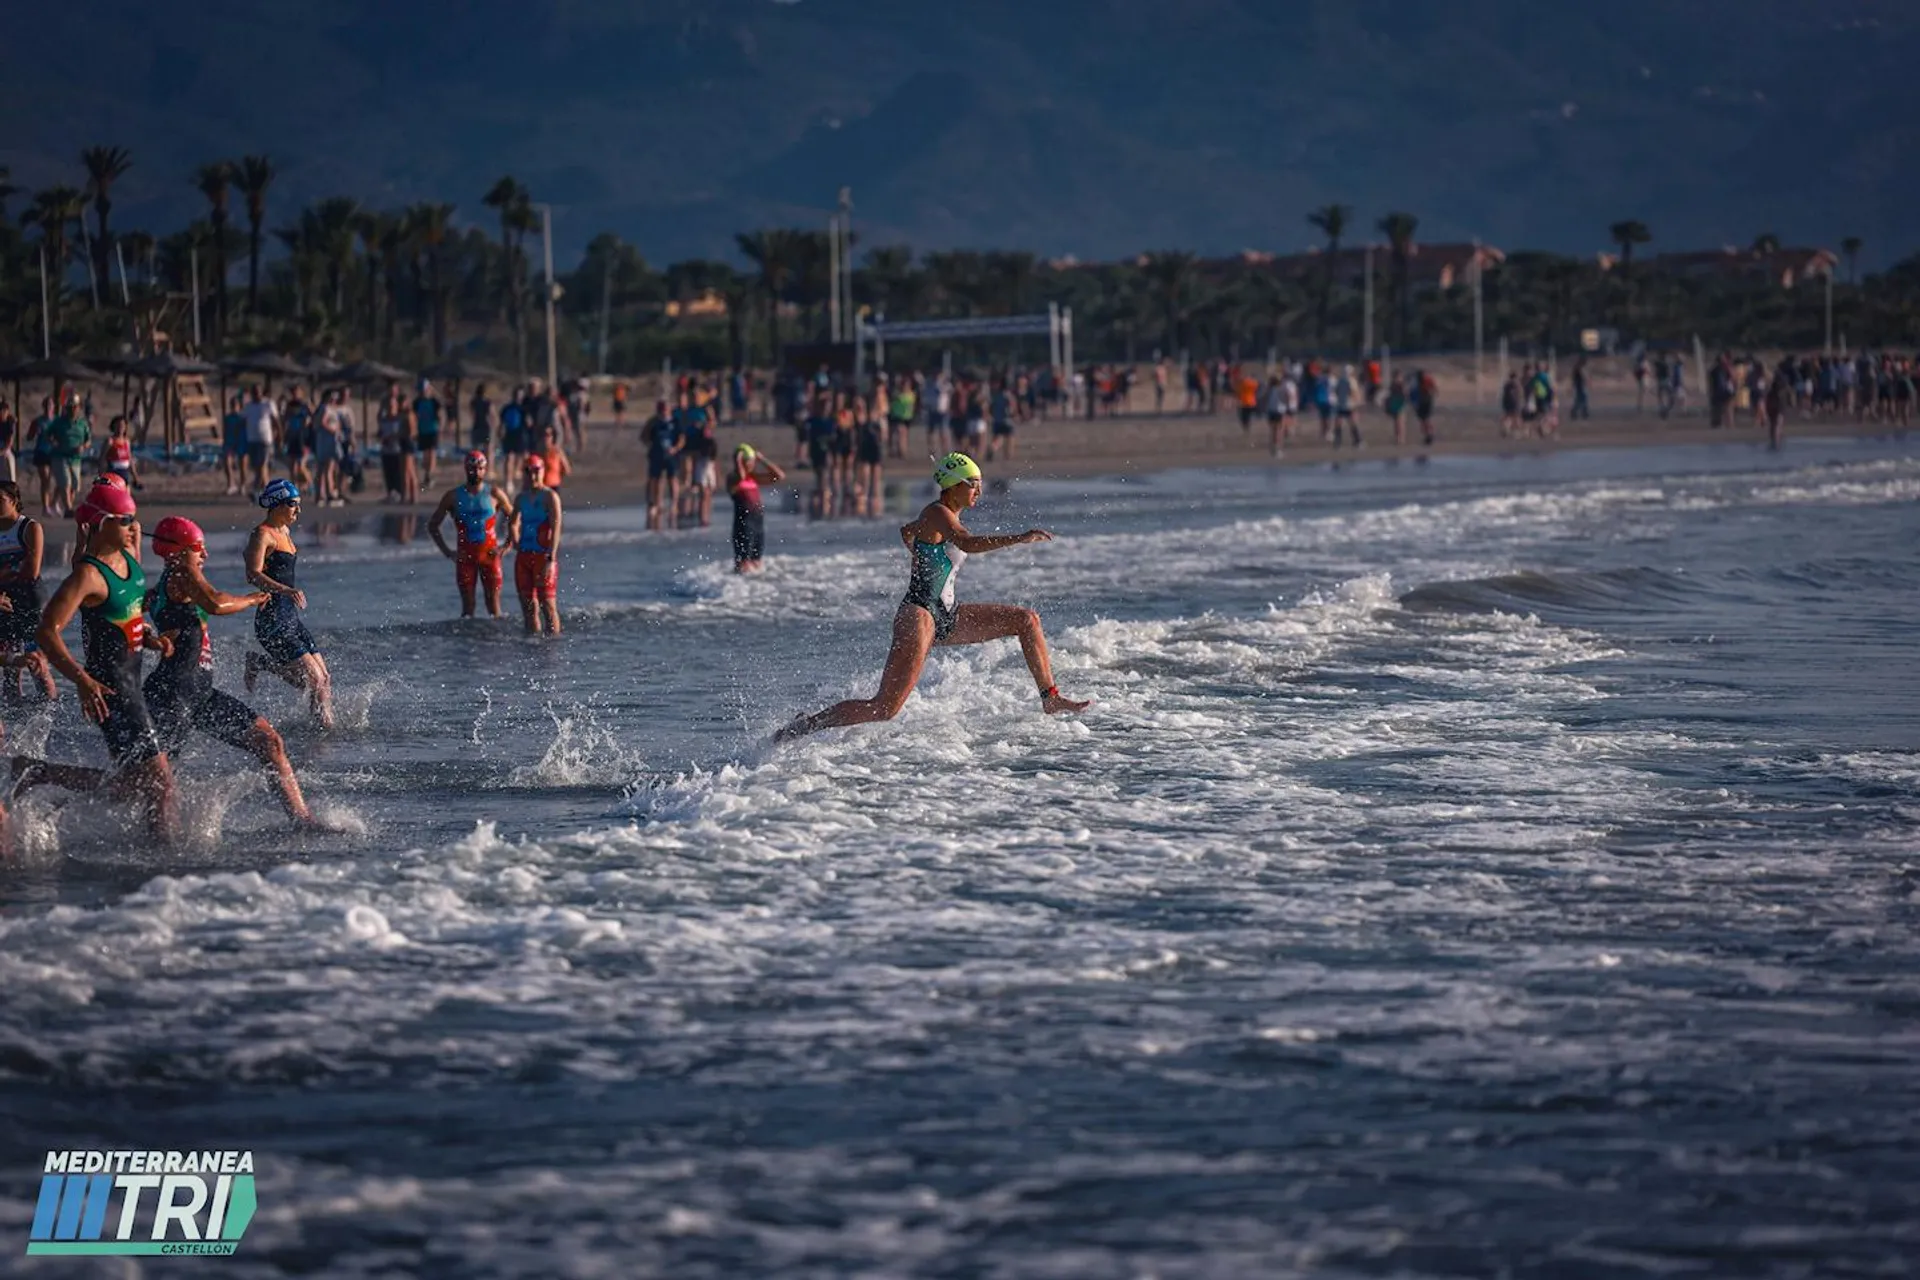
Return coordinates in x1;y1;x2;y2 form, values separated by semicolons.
29;480;177;838
512;454;563;636
429;450;512;619
779;452;1090;739
727;444;784;573
244;480;335;729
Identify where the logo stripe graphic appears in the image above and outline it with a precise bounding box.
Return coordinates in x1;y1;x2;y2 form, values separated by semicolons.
53;1175;89;1240
77;1174;115;1240
30;1176;64;1240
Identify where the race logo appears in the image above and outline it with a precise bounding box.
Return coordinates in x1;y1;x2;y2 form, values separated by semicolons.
27;1151;255;1257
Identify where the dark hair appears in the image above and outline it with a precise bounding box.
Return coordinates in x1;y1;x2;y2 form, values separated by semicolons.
0;481;21;508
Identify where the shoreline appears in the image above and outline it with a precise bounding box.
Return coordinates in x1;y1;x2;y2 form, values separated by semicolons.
71;408;1916;534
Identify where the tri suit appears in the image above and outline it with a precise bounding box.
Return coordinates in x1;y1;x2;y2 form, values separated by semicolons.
0;515;42;648
453;485;504;594
80;553;162;766
514;489;557;601
904;539;967;643
255;546;320;665
143;565;259;754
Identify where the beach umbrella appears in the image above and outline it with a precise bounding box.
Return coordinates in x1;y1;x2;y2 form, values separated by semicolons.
334;359;413;386
222;351;309;378
3;356;107;420
298;352;342;378
420;353;503;383
6;355;107;382
133;353;219;377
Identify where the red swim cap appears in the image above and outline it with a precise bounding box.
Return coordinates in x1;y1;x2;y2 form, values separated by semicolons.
150;516;206;559
75;479;137;527
465;449;488;473
523;453;546;476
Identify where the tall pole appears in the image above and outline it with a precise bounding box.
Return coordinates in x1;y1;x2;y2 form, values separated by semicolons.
540;205;559;392
78;221;101;311
190;246;202;349
38;246;52;358
838;187;854;347
1363;244;1374;357
1824;268;1834;356
828;213;842;343
597;246;613;377
1472;238;1485;405
114;241;132;307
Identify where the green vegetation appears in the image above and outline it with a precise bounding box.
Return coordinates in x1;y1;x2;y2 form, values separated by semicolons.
3;149;1917;374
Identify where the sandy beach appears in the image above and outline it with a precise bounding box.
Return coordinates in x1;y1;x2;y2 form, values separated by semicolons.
95;390;1914;534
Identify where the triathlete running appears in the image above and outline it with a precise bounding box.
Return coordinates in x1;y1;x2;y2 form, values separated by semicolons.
778;452;1090;739
244;480;335;729
512;455;563;636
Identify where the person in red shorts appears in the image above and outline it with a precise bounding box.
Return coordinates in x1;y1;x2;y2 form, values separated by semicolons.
511;454;563;636
428;450;511;618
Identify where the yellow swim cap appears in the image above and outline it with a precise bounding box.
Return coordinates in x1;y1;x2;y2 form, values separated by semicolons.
933;452;981;490
734;443;757;461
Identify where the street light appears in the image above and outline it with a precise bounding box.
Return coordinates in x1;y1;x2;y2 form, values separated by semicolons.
536;204;560;390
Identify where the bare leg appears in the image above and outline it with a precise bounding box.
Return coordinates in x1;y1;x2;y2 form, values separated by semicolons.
521;594;540;634
244;718;313;823
778;606;933;740
484;572;505;617
11;755;109;793
298;653;335;730
939;603;1091;714
543;600;562;636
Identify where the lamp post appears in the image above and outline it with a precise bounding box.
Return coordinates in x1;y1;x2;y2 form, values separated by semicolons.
538;204;560;391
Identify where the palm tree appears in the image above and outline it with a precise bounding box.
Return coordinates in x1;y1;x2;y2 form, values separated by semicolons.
1608;219;1652;322
120;230;156;291
307;198;360;324
1376;212;1419;349
0;165;17;220
26;186;86;330
736;229;801;363
482;176;527;331
407;202;456;355
1840;236;1863;285
195;161;235;343
233;155;275;312
80;145;133;301
983;250;1037;315
1307;204;1352;347
1140;251;1196;353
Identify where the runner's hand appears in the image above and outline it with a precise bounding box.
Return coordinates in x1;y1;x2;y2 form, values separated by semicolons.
1021;529;1053;544
75;675;110;724
293;590;307;610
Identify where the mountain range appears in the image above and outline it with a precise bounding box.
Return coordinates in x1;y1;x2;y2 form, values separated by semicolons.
6;0;1919;268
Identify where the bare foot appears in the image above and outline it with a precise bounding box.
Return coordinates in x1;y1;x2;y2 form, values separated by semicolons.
1042;692;1092;715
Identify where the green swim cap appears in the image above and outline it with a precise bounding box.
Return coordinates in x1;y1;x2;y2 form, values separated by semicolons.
933;452;981;489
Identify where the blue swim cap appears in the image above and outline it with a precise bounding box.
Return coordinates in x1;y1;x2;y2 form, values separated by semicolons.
258;479;301;509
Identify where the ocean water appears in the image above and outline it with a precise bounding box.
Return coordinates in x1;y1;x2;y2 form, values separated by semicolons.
2;437;1918;1277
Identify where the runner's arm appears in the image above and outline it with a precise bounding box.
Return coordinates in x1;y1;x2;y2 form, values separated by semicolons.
177;563;269;615
545;491;562;561
244;528;296;596
427;490;457;558
35;566;108;715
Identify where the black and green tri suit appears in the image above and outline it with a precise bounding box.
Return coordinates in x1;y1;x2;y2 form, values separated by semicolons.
904;539;968;642
143;566;261;754
79;553;162;766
